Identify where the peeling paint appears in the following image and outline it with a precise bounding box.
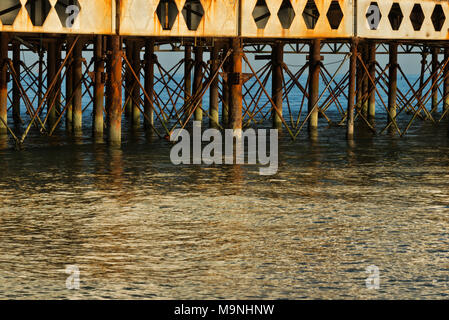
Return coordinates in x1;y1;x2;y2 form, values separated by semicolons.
0;0;448;40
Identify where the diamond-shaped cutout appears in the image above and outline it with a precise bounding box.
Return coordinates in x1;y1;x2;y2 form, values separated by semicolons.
410;4;424;31
366;2;381;30
0;1;22;25
25;0;52;26
388;3;403;31
252;0;271;29
55;0;81;28
431;4;445;32
278;0;295;29
326;0;343;30
182;0;204;31
302;0;320;30
156;0;179;30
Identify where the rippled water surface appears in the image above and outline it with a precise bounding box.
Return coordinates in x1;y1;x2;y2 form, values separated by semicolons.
1;112;449;299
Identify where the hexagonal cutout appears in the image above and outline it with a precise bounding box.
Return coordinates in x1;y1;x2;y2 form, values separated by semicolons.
278;0;295;29
252;0;271;29
366;2;381;30
302;0;320;30
182;0;204;31
410;4;424;31
431;4;445;32
0;0;22;26
388;3;403;31
156;0;179;30
25;0;52;26
55;0;81;28
326;0;343;30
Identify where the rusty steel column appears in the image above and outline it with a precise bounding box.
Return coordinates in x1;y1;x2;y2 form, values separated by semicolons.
272;42;283;129
431;47;439;113
308;39;320;132
0;34;8;135
356;44;362;111
47;40;57;128
444;47;449;114
388;43;398;132
12;42;21;124
55;41;62;117
105;37;111;127
229;38;243;131
72;40;83;134
418;51;427;111
144;38;155;129
38;49;43;110
209;44;220;128
66;37;73;130
185;45;192;102
222;46;230;127
368;42;376;121
124;40;133;118
193;45;204;123
132;41;141;128
362;43;369;116
109;36;122;145
347;39;357;140
94;35;105;137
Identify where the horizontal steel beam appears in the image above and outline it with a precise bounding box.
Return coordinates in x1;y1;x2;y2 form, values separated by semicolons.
0;0;447;41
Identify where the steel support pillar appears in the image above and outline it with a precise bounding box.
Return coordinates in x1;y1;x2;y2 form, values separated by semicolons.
272;42;283;129
347;39;357;139
209;44;220;128
94;35;104;137
308;39;320;132
228;38;243;131
444;47;449;115
12;42;21;124
144;38;155;129
72;40;83;134
0;34;7;135
132;42;141;128
388;43;398;132
431;47;439;113
368;42;376;121
109;36;122;145
193;46;203;123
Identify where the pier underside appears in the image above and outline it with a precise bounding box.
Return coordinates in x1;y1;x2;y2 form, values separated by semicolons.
1;0;449;146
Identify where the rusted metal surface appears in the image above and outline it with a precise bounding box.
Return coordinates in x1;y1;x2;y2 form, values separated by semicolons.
0;0;113;34
308;39;320;130
94;35;105;136
72;40;83;133
119;0;238;37
368;42;376;120
193;46;203;122
131;41;142;128
272;42;283;128
347;39;357;139
243;0;352;38
0;1;448;40
209;44;220;128
12;42;21;124
144;39;155;128
357;0;449;40
109;35;122;144
388;43;398;129
0;34;7;134
444;48;449;113
229;38;243;130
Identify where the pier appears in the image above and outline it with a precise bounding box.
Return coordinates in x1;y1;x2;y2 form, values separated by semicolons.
0;0;449;147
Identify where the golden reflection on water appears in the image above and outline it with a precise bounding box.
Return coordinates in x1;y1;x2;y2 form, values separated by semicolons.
0;117;449;299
